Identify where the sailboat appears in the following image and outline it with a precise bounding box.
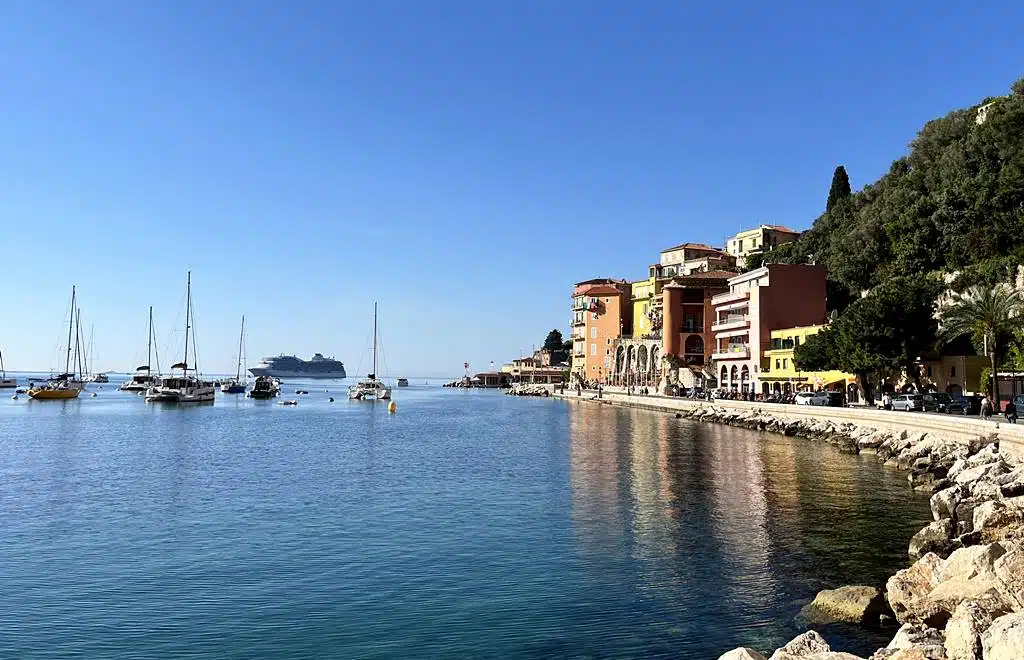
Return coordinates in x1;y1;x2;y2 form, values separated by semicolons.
349;303;392;401
0;349;16;388
121;307;161;393
28;287;86;400
145;272;216;403
221;315;248;394
83;325;109;383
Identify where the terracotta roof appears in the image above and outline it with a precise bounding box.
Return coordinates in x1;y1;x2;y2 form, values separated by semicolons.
573;277;628;287
582;285;624;296
660;242;728;253
764;224;799;233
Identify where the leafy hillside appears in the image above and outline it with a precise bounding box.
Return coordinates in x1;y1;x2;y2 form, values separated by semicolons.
770;77;1024;301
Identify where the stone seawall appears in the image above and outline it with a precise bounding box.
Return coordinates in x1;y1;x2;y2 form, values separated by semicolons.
554;392;1024;659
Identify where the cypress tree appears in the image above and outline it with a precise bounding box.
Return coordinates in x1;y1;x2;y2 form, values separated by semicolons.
826;165;851;212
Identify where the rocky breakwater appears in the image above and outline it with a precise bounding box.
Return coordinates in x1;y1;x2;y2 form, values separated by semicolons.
505;384;552;397
682;404;1024;660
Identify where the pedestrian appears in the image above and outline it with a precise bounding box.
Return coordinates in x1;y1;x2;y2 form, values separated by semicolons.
1005;399;1018;424
882;392;892;411
981;395;992;420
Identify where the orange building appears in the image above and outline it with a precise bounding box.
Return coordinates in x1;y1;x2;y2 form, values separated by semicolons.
571;279;632;384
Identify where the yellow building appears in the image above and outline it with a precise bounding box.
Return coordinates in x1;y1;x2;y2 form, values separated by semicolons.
631;276;661;339
725;225;801;268
760;324;857;397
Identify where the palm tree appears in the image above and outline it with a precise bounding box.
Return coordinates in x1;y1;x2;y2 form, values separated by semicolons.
938;284;1024;408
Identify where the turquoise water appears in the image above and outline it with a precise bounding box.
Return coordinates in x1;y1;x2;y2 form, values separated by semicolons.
0;381;931;658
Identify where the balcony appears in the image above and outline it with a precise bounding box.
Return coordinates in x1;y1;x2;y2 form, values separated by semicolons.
711;316;750;332
572;299;587;311
711;289;750;306
571;316;585;327
680;324;704;334
711;345;750;360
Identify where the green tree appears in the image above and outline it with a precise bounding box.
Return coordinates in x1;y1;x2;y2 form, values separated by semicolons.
542;329;564;353
794;276;941;399
826;165;852;212
938;284;1024;407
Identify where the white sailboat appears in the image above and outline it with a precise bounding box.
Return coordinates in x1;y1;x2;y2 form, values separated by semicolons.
348;303;392;401
121;307;161;392
145;272;216;403
0;349;16;388
221;315;248;394
83;325;109;383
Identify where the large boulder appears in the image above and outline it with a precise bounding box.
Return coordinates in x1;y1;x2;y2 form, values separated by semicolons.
954;461;1009;488
993;549;1024;610
718;649;767;660
888;554;944;623
931;485;967;521
799;585;892;625
937;543;1006;583
972;496;1024;543
769;631;831;659
980;612;1024;660
943;595;1011;660
868;624;945;659
909;519;954;559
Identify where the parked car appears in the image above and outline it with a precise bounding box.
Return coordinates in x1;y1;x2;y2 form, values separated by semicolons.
948;394;982;415
795;391;830;406
922;392;954;413
891;393;924;412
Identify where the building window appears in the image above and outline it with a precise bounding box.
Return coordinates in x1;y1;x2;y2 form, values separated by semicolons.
591;312;598;320
951;366;957;377
591;327;597;339
783;359;788;369
590;343;597;356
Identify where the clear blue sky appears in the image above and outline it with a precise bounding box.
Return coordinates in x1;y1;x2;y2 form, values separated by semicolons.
2;1;1022;376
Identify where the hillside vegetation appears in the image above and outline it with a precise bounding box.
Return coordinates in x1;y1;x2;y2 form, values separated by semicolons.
769;77;1024;299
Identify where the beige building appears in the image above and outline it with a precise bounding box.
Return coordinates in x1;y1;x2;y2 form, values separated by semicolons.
658;243;736;277
725;225;801;267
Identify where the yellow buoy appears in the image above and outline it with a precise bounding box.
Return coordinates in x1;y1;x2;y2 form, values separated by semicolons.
388;400;397;413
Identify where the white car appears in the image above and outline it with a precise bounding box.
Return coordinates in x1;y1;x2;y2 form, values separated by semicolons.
795;391;830;406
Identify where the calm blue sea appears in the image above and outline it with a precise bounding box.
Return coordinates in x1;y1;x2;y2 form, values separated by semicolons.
0;379;931;659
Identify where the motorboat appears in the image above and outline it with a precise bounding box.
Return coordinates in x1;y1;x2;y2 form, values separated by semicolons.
145;272;216;404
122;307;161;393
29;287;86;401
397;378;409;387
87;372;109;383
221;315;249;394
247;375;280;399
349;303;393;401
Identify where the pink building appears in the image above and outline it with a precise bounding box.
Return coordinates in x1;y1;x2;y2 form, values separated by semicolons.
711;264;827;393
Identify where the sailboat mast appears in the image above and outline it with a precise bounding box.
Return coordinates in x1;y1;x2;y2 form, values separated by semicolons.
147;306;153;376
373;302;378;377
87;324;95;377
74;308;83;379
1;349;5;379
183;271;191;373
236;315;245;381
64;286;76;376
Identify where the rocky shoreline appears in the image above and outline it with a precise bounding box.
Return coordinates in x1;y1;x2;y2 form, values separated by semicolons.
638;404;1024;659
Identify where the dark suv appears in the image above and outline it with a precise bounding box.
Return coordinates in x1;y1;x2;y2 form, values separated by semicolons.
922;392;954;413
949;395;982;415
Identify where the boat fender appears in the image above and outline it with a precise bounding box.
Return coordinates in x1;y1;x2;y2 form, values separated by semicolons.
388;400;397;414
91;393;97;397
11;394;17;400
328;397;334;402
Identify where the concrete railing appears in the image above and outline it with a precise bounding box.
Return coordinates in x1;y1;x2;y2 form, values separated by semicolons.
557;391;1024;461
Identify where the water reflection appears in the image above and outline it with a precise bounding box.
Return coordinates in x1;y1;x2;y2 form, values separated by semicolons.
567;402;932;656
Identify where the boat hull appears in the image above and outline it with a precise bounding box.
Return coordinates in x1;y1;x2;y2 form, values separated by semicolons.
27;387;81;400
0;378;16;389
220;383;247;394
248;368;347;379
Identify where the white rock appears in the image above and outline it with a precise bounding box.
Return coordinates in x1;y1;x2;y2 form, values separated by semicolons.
980;612;1024;660
719;649;767;660
769;631;831;659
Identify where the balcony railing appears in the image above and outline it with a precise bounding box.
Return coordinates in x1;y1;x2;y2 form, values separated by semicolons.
711;289;750;306
711;345;750;360
711;316;750;332
679;324;704;334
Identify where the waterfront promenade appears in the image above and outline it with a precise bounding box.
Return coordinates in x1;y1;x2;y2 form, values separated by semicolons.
554;389;1024;461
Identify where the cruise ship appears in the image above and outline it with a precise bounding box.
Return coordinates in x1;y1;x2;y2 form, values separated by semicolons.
248;353;347;379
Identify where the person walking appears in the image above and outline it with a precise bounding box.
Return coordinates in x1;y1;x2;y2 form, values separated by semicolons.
1004;399;1017;423
882;392;892;411
981;395;992;420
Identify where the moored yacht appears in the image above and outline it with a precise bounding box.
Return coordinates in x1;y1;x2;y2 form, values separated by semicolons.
122;307;160;393
220;315;248;394
0;350;15;388
28;287;87;400
349;303;392;401
145;272;216;404
247;375;280;399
